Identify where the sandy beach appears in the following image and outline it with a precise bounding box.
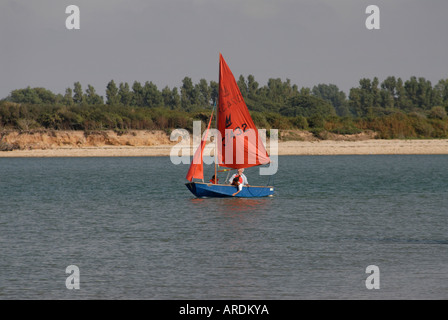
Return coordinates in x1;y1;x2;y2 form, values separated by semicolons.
275;139;448;156
1;139;448;157
1;129;448;157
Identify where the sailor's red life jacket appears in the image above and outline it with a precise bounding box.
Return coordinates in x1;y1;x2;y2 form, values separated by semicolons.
232;175;243;185
209;178;219;184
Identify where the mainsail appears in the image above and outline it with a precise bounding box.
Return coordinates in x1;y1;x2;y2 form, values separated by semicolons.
217;53;270;168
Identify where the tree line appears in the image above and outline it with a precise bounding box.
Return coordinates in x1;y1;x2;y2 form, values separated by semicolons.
1;75;448;139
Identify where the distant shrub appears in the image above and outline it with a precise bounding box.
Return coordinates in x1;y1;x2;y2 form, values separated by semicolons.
16;118;41;131
325;116;362;135
265;112;292;129
363;113;416;139
307;114;325;129
292;115;308;129
408;113;434;137
429;106;447;120
428;119;448;138
250;112;269;129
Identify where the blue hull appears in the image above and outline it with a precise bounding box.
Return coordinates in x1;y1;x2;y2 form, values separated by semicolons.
185;182;274;198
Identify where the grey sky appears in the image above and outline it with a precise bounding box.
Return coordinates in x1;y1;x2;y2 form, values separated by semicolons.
1;0;447;99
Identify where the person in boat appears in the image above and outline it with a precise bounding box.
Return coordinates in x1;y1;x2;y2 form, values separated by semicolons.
229;168;250;187
209;175;219;184
230;168;250;196
231;175;243;196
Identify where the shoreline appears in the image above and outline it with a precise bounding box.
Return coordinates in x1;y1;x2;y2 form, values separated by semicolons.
1;139;448;157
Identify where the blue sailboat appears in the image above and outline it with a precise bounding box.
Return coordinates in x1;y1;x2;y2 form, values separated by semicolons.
185;54;274;198
186;181;274;198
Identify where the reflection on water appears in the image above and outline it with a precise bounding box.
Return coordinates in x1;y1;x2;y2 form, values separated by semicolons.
188;197;274;244
190;197;273;214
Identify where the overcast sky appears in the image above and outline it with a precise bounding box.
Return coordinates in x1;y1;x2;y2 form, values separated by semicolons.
1;0;447;99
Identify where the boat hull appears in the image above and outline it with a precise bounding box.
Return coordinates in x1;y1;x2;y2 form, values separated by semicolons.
185;182;274;198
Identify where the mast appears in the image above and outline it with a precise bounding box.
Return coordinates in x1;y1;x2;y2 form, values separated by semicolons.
214;108;217;184
214;58;218;184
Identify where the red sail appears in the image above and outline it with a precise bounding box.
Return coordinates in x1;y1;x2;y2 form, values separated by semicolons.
218;54;270;168
185;108;214;182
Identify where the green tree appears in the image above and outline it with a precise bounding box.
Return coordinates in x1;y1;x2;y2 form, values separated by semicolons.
62;88;74;106
312;83;349;116
9;87;56;104
247;75;259;100
348;87;362;116
106;80;119;105
381;76;396;97
196;78;211;107
73;82;84;105
266;78;285;103
143;81;162;108
348;78;380;117
395;77;412;110
405;77;434;109
281;94;336;118
85;85;103;105
237;75;248;98
118;82;132;106
131;81;144;106
434;79;448;104
380;76;397;109
300;87;311;95
417;77;434;109
210;81;219;106
9;87;39;104
181;77;198;110
162;86;181;110
371;77;381;108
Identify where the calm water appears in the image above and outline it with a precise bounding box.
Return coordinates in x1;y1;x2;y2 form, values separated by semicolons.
0;155;447;299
